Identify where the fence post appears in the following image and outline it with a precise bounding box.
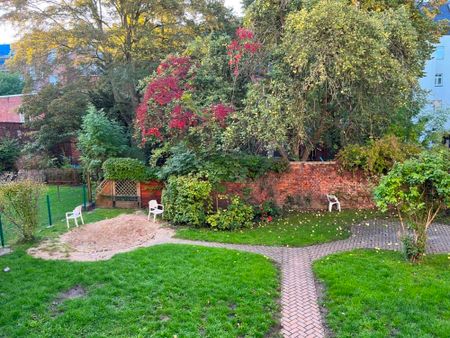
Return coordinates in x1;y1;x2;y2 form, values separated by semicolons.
46;194;53;227
0;214;5;248
82;184;87;211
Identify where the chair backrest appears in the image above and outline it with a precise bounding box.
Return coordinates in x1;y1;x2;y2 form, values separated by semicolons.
149;200;158;209
326;194;338;202
73;205;83;216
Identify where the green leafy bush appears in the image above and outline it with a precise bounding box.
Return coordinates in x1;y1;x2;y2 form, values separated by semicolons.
157;145;289;182
207;196;254;230
374;149;450;262
254;200;280;222
337;135;421;176
103;158;157;181
0;138;20;172
162;175;212;227
0;180;46;242
78;105;128;176
157;145;200;180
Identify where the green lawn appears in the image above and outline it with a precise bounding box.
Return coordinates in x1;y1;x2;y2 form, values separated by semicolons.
313;250;450;337
2;185;132;245
175;210;384;247
0;245;279;337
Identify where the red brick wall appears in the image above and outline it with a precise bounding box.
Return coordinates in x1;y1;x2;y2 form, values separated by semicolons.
223;162;375;210
138;162;375;211
140;181;164;206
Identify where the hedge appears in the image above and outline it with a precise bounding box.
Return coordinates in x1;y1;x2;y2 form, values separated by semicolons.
102;158;158;181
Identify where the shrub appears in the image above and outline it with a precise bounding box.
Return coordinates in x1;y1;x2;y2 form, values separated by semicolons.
158;146;290;182
374;149;450;262
103;158;158;181
162;175;212;227
337;135;421;176
207;196;254;230
254;200;280;222
0;180;46;242
0;138;20;172
157;145;200;180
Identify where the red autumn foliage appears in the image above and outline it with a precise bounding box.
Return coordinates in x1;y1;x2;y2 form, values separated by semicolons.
136;54;235;145
211;103;234;122
227;27;261;78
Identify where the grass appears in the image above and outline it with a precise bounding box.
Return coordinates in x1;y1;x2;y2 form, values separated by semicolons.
0;245;279;337
2;185;132;245
175;210;385;247
313;250;450;338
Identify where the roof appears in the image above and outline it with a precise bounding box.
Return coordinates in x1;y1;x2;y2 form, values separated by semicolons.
0;95;24;123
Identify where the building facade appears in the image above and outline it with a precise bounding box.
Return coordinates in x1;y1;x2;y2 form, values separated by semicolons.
419;3;450;130
0;44;11;71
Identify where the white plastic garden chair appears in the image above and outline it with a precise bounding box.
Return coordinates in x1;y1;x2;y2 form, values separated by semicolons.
66;205;84;228
148;200;164;221
326;194;341;212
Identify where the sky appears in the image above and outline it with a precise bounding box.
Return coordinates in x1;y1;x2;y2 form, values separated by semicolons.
0;0;243;44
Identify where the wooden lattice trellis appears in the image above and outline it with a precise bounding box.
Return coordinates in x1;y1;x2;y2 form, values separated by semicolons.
114;180;138;197
96;179;141;207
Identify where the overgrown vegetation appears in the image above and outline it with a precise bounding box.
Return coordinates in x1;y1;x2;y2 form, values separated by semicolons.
0;71;24;95
0;180;45;242
162;175;212;227
206;196;254;230
374;149;450;262
314;250;450;337
102;158;157;182
156;145;289;181
336;135;422;175
0;138;20;172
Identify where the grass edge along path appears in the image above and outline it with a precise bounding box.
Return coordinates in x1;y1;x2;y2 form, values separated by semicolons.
313;250;450;338
0;244;280;337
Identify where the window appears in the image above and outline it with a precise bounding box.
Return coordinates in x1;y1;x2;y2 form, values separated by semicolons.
435;73;443;87
435;46;445;60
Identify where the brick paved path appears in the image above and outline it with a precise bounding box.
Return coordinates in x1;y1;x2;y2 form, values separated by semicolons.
163;221;450;338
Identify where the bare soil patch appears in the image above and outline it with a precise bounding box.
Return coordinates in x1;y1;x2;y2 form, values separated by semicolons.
50;285;87;316
28;213;174;261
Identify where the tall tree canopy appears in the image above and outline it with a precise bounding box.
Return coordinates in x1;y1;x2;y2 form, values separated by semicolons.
1;0;238;128
228;0;445;160
21;82;89;160
0;72;24;96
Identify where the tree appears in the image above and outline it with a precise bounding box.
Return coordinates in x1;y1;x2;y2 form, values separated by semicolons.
374;149;450;262
1;0;238;130
0;138;20;172
21;82;89;162
231;0;443;160
0;72;24;96
78;104;128;201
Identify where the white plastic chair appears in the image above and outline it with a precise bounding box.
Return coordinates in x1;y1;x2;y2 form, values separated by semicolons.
326;194;341;212
148;200;164;221
66;205;84;228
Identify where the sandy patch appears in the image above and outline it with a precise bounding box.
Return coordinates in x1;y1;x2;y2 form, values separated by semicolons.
28;213;175;261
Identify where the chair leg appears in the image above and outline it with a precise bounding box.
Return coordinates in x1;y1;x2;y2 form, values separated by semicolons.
66;218;70;229
338;203;341;212
75;218;78;227
154;213;156;222
148;211;150;221
328;203;332;212
80;215;85;225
